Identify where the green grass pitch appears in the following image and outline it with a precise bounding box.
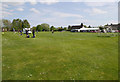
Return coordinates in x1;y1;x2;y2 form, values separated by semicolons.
2;32;118;80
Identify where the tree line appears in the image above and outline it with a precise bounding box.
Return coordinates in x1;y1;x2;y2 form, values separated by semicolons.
33;25;68;32
1;19;30;31
0;19;69;32
1;19;101;32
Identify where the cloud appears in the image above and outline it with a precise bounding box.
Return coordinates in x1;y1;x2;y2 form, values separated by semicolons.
1;3;8;11
29;8;83;18
1;0;119;3
52;12;83;18
2;0;25;3
0;3;13;17
2;4;9;8
85;8;107;15
84;2;107;7
30;8;40;13
84;2;118;8
16;8;24;11
39;0;59;5
27;0;37;5
105;20;118;25
30;2;37;5
4;2;25;6
2;0;58;6
27;8;84;27
1;1;117;27
1;11;13;17
92;8;107;14
71;0;119;2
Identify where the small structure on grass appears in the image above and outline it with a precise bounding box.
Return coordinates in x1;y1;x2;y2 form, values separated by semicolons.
23;28;32;34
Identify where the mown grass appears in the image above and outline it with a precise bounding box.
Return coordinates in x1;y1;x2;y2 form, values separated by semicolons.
2;32;118;80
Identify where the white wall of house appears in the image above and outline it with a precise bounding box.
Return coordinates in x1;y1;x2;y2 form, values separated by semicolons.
71;27;99;32
78;28;99;32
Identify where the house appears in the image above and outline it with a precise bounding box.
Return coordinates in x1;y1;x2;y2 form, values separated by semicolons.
71;25;82;29
70;24;99;32
105;24;118;33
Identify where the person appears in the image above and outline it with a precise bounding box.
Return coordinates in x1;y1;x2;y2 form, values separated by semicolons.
52;30;54;34
26;30;28;35
26;30;29;38
13;28;15;32
20;30;22;35
26;34;30;38
32;29;35;38
18;29;20;33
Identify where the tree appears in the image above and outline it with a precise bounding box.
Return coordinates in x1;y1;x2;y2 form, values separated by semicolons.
105;24;109;26
0;20;3;28
36;25;39;31
50;26;55;31
23;19;30;28
12;19;17;31
36;25;43;31
2;19;12;31
84;25;87;28
99;26;104;32
57;27;64;31
64;27;67;30
41;23;50;31
32;26;36;31
68;25;71;30
81;23;83;27
88;25;91;28
11;19;23;31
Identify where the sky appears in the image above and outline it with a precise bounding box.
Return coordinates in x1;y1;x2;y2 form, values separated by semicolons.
0;1;118;27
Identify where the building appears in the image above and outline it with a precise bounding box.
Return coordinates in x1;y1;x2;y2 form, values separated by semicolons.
105;24;118;33
70;24;99;32
71;25;82;29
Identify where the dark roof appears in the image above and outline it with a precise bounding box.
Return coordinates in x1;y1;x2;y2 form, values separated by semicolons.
71;25;83;29
107;24;118;26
